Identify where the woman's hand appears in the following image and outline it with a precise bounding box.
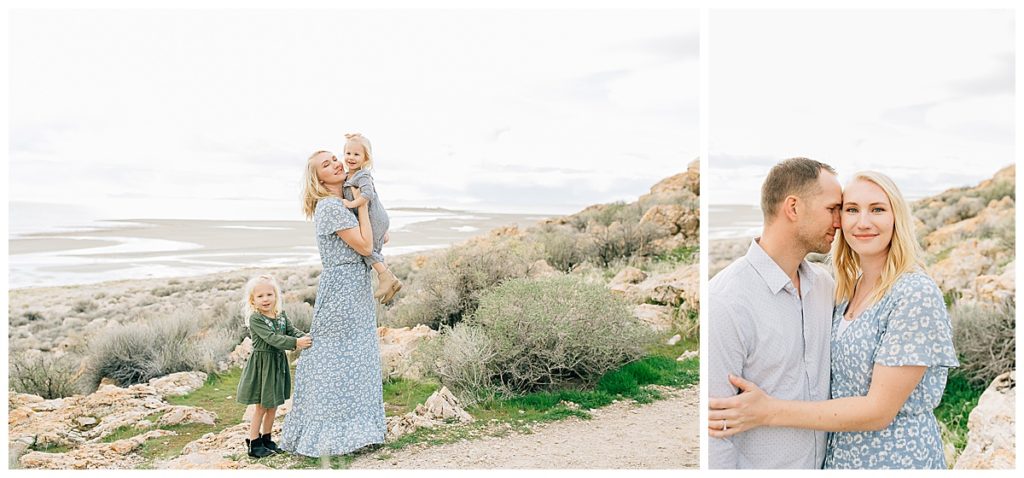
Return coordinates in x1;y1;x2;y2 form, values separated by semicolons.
296;336;312;350
707;374;778;438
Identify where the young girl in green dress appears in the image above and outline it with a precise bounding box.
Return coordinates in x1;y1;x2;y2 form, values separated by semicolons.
236;274;312;458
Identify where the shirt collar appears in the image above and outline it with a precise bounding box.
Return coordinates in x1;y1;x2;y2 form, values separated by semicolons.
744;237;818;295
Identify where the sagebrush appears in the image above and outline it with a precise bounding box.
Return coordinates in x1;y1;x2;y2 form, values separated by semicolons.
430;276;653;403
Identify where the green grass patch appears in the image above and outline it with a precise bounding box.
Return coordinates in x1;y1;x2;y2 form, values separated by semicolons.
936;369;986;456
383;377;440;416
28;443;72;454
657;245;699;264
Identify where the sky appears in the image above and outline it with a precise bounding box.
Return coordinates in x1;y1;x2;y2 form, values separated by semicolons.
708;9;1014;206
8;9;699;223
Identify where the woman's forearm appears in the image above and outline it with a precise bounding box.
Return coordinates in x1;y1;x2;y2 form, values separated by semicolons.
769;365;926;432
768;396;894;432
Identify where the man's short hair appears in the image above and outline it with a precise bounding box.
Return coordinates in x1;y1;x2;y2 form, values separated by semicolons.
761;157;837;224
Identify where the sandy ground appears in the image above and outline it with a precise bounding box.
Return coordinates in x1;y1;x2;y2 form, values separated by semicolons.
350;386;699;470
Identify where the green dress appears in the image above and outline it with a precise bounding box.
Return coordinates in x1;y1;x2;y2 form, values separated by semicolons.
236;311;307;408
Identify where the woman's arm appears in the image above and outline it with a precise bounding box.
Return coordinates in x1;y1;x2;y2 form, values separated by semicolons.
708;364;925;437
336;189;374;256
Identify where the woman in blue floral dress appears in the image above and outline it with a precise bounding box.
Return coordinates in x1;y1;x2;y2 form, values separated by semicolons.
279;150;386;457
708;171;958;469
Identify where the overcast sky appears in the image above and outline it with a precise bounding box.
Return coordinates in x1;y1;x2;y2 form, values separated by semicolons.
9;9;699;221
708;10;1014;206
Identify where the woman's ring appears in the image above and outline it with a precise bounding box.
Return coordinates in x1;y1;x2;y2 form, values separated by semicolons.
722;419;728;431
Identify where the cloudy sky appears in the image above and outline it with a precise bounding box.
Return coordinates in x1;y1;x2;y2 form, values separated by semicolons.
708;10;1014;206
9;9;699;222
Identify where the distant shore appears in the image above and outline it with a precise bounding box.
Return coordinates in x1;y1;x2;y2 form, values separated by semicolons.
9;209;549;290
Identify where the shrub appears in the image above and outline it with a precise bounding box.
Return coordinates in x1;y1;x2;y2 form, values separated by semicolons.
81;310;238;391
531;224;594;273
72;299;97;314
9;353;82;399
284;301;313;333
383;235;542;329
23;311;44;322
589;221;662;267
950;297;1015;387
431;276;652;402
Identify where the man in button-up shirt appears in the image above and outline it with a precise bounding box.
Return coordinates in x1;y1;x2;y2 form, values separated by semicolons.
709;158;843;469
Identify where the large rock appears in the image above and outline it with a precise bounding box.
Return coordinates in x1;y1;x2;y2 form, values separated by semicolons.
386;386;473;441
633;304;675;332
19;430;175;469
9;384;170;451
923;196;1014;254
378;325;438;380
156;406;218;427
636;264;699;310
149;371;208;398
955;371;1015;469
608;267;648;296
219;337;253;372
961;260;1015;304
159;451;269;470
929;238;1007;293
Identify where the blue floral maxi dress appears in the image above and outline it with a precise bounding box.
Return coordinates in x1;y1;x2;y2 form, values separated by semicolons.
279;197;386;457
824;272;958;469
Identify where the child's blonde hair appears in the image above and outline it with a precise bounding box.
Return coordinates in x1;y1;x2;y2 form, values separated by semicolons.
302;150;338;220
240;274;284;322
344;133;374;171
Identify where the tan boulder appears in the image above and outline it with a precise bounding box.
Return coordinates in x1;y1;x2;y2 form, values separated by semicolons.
378;325;438;380
386;386;473;441
677;350;698;362
633;304;675;332
955;371;1015;469
19;429;175;469
636;264;699;309
149;371;208;398
929;238;1006;293
923;196;1014;254
220;337;253;371
606;266;647;294
527;259;560;279
156;406;218;427
639;205;687;236
962;260;1015;304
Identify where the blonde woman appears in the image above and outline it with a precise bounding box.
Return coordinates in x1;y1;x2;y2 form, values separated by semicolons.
708;171;958;469
279;151;385;457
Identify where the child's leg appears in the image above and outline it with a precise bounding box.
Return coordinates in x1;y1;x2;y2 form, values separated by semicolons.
249;405;265;439
261;407;277;435
371;262;387;275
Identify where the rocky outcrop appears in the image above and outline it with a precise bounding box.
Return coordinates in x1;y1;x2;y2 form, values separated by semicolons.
149;372;208;397
19;430;176;469
386;386;473;441
612;264;698;311
955;371;1015;469
219;337;253;372
379;325;438;380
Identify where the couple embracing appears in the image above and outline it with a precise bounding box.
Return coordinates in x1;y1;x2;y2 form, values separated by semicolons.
709;158;958;470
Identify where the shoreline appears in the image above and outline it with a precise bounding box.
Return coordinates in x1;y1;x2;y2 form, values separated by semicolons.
9;211;550;291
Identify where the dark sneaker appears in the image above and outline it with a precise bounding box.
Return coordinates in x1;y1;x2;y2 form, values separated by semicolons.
261;433;283;454
246;437;272;458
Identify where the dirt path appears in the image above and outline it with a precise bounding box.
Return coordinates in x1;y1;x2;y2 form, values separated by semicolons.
350;386;699;469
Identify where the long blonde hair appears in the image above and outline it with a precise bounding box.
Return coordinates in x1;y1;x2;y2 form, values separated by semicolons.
832;171;925;305
344;133;374;171
240;274;284;322
302;150;337;219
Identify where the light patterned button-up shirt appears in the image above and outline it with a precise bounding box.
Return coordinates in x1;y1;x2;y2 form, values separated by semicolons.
709;238;833;469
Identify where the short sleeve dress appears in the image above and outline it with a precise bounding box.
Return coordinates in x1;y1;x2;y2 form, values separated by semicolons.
236;310;306;408
279;196;386;457
823;271;959;469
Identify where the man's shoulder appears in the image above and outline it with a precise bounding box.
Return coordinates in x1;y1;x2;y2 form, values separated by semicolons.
804;261;836;290
709;256;755;294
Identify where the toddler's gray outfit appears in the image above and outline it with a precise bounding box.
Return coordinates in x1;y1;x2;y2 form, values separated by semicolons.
343;170;388;267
